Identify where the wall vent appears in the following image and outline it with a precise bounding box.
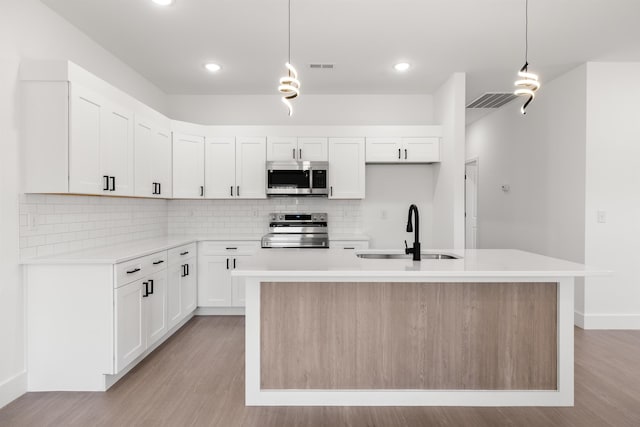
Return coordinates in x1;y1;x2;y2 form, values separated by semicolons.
466;92;517;109
309;63;334;69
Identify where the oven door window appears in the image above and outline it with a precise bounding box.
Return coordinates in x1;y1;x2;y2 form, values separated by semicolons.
268;170;311;188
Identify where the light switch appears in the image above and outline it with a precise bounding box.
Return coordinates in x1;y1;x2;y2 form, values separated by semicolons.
597;210;606;223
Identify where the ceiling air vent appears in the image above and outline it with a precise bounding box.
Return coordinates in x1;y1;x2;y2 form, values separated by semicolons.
466;92;517;109
309;63;334;69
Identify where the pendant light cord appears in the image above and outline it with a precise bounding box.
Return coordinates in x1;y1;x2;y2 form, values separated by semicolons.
524;0;529;64
288;0;291;65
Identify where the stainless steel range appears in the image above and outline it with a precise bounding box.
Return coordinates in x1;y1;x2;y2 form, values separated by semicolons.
261;213;329;248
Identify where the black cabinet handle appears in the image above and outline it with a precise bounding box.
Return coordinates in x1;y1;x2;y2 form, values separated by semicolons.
142;281;149;298
200;186;204;197
343;247;356;250
237;186;240;197
330;186;333;197
180;251;189;256
404;149;408;160
181;264;186;277
398;148;401;159
103;175;109;191
292;148;296;159
226;247;237;250
158;182;161;195
148;279;154;295
230;186;233;197
186;263;190;276
233;258;236;269
126;268;141;274
152;183;156;195
110;176;116;191
299;148;302;159
226;258;229;270
153;260;164;265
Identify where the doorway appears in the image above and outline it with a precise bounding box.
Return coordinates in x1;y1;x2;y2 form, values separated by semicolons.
465;159;478;249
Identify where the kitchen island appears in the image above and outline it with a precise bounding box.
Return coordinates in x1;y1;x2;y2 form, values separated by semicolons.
232;248;598;407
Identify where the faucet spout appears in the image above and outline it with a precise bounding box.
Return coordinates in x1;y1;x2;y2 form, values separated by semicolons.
405;204;421;261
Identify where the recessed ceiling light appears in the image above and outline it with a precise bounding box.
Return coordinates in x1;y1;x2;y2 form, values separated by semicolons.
204;63;222;73
152;0;174;6
394;62;411;72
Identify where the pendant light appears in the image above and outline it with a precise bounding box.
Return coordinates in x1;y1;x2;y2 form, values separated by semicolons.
278;0;300;116
514;0;541;114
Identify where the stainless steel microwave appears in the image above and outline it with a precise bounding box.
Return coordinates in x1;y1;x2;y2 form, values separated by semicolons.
266;161;329;196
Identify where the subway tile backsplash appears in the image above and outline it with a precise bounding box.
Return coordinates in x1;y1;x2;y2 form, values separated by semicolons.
19;194;168;258
168;198;363;237
19;195;363;258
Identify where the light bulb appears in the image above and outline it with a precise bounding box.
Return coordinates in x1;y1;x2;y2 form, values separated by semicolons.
394;62;411;72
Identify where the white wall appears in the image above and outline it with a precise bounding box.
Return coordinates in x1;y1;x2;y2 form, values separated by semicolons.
0;0;168;408
167;94;434;125
584;62;640;328
432;73;466;249
466;65;588;318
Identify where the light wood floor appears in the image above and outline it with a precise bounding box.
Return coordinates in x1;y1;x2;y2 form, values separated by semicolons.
1;316;640;427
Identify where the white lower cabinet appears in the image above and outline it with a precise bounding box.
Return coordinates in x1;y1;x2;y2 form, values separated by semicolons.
167;247;197;329
115;263;168;373
198;241;259;308
115;279;146;372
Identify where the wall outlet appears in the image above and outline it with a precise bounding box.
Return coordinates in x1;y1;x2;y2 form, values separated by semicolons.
501;184;511;193
597;210;607;223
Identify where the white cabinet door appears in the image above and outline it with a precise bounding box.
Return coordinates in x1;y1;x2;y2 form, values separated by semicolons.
69;84;103;194
173;133;205;198
152;128;172;197
230;257;247;307
402;137;440;163
167;262;182;330
198;256;232;306
181;258;197;315
365;138;403;163
146;271;167;348
298;137;328;161
134;119;154;197
115;279;146;372
328;138;366;199
236;137;266;199
101;102;134;196
267;137;298;161
205;137;236;199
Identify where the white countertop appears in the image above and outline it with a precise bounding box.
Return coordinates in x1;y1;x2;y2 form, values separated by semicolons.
231;248;606;278
21;234;371;265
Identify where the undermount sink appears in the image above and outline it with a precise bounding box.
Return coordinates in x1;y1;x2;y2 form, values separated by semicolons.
356;252;460;260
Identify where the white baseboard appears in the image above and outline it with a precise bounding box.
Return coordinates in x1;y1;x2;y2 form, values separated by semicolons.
195;307;245;316
0;371;27;410
575;311;640;330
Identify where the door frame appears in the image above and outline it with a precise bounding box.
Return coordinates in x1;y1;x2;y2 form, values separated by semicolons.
465;158;479;249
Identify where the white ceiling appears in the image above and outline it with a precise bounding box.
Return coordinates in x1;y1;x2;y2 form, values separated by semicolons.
41;0;640;102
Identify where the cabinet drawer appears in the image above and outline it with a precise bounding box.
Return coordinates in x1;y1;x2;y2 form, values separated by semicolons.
199;241;260;256
115;251;167;288
168;243;197;264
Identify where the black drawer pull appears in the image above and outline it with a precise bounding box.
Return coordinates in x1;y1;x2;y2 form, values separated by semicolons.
226;247;238;250
153;260;164;265
126;268;141;274
343;247;356;250
180;251;189;256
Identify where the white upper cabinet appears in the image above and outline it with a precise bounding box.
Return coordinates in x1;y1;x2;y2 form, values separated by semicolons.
235;137;267;199
328;138;365;199
267;137;298;161
402;137;440;162
298;137;328;161
101;102;134;196
69;85;134;196
205;136;266;199
365;138;404;163
69;85;103;194
135;118;172;198
173;133;205;198
366;137;440;163
267;137;328;161
205;137;236;199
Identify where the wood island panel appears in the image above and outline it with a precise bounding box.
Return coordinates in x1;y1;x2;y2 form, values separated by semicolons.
260;282;557;390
